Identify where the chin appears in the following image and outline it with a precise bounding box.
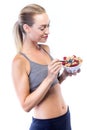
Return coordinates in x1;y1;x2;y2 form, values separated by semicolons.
39;39;48;43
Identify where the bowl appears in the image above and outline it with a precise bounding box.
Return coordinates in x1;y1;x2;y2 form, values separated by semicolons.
62;55;83;73
63;63;81;73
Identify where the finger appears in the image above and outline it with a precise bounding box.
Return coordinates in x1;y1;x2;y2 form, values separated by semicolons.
77;68;81;73
49;64;62;74
50;59;62;68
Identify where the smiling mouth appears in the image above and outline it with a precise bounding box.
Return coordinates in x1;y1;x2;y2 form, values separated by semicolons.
42;35;48;39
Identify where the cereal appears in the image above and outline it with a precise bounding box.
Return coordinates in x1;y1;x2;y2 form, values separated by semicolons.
62;55;83;67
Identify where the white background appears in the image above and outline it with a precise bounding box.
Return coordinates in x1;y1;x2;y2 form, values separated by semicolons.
0;0;87;130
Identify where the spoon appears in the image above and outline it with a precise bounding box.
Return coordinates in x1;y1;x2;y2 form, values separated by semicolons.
59;59;74;63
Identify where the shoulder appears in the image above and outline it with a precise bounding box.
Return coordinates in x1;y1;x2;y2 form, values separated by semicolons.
40;44;50;53
12;53;30;75
12;54;25;69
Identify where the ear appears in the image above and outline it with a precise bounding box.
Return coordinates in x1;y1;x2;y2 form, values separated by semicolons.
23;24;31;33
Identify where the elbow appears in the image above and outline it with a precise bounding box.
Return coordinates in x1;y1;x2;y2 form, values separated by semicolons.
21;102;32;112
23;107;30;112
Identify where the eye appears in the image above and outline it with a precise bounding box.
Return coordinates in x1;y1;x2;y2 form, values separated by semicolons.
39;24;50;31
39;26;46;31
39;28;45;31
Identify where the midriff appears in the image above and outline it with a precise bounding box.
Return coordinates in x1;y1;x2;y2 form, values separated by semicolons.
33;83;68;119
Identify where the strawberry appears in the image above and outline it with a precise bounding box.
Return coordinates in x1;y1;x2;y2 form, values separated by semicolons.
63;57;67;60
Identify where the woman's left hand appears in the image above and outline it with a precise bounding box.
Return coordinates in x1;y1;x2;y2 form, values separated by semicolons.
58;68;81;84
64;68;81;77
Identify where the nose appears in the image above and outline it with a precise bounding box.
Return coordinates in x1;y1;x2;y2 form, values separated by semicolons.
45;27;50;34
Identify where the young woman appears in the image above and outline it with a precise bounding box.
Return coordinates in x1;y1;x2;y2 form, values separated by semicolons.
12;4;80;130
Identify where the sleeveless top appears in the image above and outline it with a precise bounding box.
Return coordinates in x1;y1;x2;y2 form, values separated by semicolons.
19;49;59;92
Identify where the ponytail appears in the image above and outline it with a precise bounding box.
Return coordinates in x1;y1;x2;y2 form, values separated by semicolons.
13;21;23;52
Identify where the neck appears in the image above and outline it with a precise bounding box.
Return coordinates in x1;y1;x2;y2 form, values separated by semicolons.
22;40;42;53
33;43;41;50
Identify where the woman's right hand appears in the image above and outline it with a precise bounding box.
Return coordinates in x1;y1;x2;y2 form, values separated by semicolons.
48;59;62;81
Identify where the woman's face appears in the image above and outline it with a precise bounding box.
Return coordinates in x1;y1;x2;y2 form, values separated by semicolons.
29;13;50;43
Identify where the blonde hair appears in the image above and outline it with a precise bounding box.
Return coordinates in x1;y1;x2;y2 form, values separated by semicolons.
13;4;46;52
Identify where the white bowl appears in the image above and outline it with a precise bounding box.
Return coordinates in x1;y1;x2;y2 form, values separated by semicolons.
63;64;81;73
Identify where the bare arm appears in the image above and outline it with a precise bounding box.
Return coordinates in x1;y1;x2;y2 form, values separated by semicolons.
12;55;62;112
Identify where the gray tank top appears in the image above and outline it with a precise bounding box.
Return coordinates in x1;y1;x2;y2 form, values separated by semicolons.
20;50;59;92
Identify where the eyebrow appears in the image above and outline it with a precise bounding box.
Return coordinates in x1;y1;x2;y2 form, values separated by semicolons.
39;22;50;28
39;25;48;28
39;21;50;27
